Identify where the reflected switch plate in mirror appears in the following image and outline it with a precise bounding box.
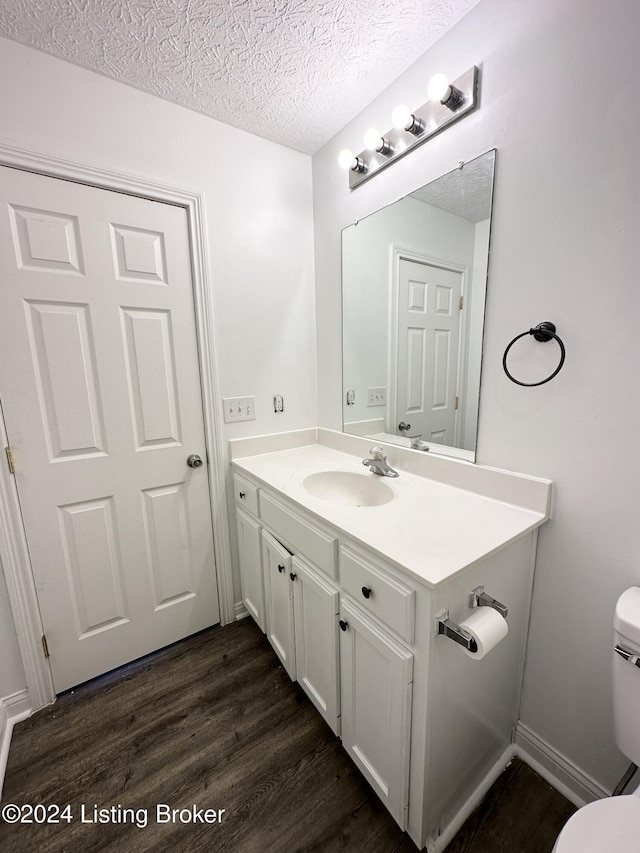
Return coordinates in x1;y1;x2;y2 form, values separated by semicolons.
367;387;386;407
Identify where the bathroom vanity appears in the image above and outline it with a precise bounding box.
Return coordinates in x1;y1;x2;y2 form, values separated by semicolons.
230;429;551;852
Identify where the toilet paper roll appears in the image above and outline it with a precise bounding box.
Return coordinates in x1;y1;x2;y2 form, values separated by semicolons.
458;607;508;659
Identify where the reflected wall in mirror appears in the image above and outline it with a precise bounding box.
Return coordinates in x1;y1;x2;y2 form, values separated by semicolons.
342;149;496;462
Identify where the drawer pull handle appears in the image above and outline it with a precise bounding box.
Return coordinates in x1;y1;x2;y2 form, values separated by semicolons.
289;572;297;582
339;619;348;632
277;564;285;574
361;586;372;599
239;491;246;499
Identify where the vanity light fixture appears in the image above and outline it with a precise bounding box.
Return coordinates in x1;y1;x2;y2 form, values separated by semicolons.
339;65;479;189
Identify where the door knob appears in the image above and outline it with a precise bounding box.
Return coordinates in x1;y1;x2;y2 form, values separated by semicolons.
398;421;411;432
187;454;203;469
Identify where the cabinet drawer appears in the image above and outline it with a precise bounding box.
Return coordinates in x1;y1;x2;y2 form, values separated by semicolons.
260;492;337;579
340;545;415;644
234;473;259;517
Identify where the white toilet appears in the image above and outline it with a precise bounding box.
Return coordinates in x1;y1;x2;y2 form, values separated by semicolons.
552;586;640;852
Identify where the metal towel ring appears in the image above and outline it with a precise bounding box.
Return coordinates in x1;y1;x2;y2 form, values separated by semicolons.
502;322;566;387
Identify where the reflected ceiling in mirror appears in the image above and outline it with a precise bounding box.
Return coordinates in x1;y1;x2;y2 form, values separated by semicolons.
342;149;496;462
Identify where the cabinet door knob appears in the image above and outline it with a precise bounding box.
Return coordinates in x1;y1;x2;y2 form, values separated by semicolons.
239;491;246;499
289;572;297;582
277;564;285;573
361;586;372;599
339;619;348;632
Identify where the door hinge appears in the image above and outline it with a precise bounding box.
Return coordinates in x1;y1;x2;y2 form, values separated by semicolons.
459;295;464;310
5;446;15;474
454;396;459;410
42;634;50;659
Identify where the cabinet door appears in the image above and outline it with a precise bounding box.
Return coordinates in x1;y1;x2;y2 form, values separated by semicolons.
292;556;340;735
339;597;413;830
262;531;296;679
236;507;265;632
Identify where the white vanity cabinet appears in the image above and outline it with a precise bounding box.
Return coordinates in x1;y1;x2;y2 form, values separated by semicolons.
231;453;548;853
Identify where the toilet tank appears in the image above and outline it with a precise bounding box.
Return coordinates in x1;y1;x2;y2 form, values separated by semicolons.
613;586;640;764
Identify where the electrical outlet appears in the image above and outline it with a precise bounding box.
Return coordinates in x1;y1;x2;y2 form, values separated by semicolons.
222;396;256;423
367;387;387;407
273;394;284;413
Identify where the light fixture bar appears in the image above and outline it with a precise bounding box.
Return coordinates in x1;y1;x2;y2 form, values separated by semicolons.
348;65;479;189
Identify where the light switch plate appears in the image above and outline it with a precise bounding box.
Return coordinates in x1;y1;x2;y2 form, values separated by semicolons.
367;387;386;407
223;396;256;423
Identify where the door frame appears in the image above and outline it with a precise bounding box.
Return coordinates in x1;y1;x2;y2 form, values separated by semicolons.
0;141;234;710
388;245;469;449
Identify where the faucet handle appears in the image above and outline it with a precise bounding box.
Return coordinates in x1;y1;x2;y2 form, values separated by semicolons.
369;446;385;460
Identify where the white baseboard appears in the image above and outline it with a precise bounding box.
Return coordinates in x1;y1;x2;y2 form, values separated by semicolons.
234;600;250;620
515;721;609;808
426;745;516;852
0;689;31;800
425;726;610;851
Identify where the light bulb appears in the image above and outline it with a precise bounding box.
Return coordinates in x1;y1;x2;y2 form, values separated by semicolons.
391;104;412;130
427;72;465;110
363;127;383;151
427;73;451;102
338;148;356;170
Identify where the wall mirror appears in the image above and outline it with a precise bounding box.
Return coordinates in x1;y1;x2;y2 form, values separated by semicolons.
342;149;496;462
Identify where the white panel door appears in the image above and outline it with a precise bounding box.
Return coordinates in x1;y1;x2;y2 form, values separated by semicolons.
0;166;220;692
396;259;462;445
291;555;340;734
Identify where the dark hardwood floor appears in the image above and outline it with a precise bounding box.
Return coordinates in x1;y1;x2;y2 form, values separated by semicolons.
1;619;575;852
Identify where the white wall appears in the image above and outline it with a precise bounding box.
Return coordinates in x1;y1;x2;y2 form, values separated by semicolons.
313;0;640;793
0;38;316;695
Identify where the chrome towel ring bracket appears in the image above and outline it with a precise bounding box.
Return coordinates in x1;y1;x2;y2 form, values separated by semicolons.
502;321;566;387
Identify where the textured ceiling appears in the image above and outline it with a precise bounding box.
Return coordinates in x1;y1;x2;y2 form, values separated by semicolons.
0;0;482;154
411;151;494;222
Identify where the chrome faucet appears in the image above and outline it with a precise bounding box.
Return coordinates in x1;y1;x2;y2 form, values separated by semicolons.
410;437;430;452
362;446;399;478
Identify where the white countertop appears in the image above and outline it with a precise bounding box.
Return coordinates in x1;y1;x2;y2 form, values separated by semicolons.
231;437;551;588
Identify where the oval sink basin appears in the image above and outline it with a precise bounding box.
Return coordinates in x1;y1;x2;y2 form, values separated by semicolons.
301;470;396;507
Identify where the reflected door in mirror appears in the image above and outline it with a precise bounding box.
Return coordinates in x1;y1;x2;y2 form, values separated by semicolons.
396;259;462;446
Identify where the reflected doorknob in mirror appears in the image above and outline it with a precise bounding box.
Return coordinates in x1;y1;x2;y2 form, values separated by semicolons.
187;454;203;469
398;421;411;432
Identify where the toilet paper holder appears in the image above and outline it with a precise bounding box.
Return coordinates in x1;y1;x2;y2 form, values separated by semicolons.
469;585;508;619
437;586;509;652
437;611;478;653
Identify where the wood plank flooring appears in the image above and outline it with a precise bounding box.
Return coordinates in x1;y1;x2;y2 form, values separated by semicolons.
1;619;575;852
